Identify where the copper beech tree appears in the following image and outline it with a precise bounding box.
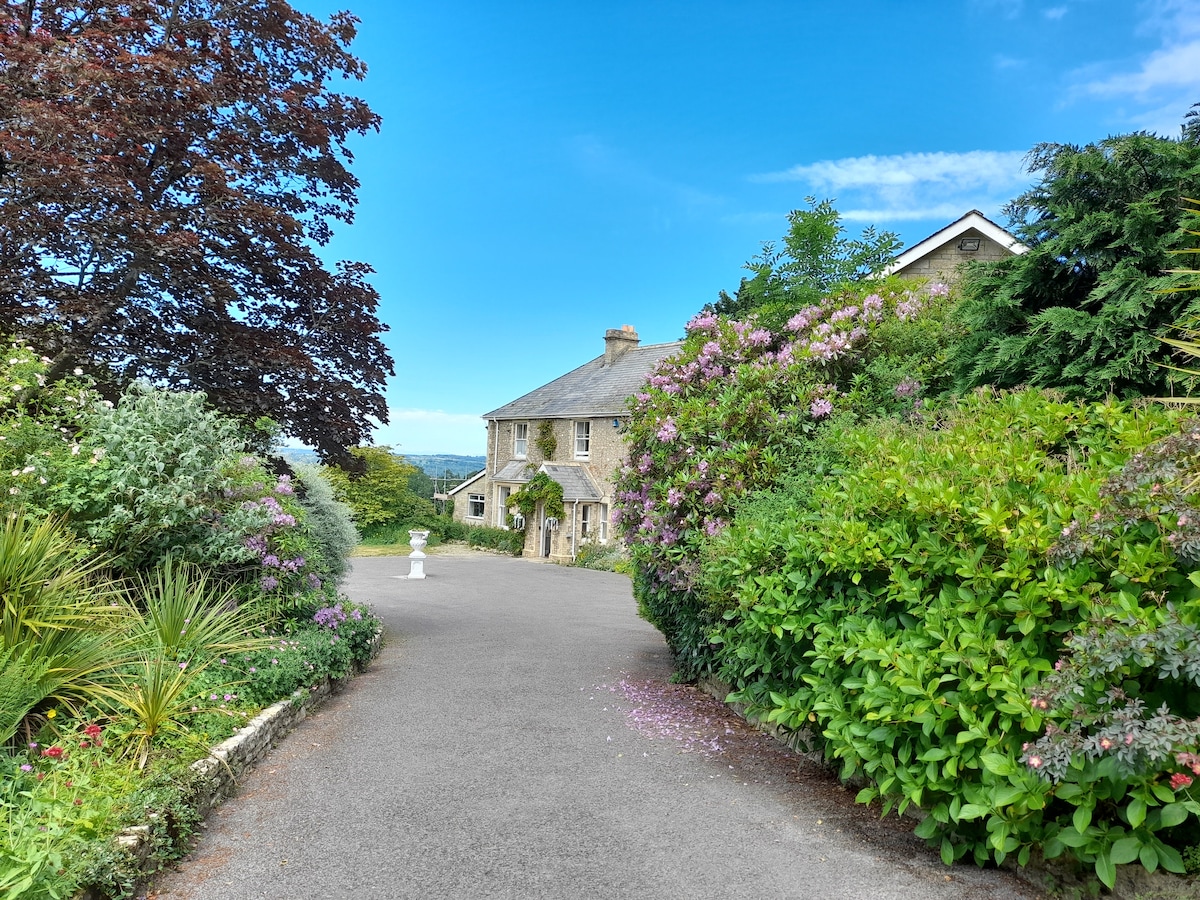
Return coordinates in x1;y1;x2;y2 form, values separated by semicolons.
0;1;393;462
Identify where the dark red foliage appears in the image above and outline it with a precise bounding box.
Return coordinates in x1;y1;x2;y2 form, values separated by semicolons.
0;1;393;462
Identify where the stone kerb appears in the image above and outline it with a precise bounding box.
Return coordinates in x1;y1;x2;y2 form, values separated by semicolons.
75;629;383;900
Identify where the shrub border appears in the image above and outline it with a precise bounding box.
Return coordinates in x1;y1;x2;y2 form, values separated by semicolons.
76;628;383;899
698;677;1200;900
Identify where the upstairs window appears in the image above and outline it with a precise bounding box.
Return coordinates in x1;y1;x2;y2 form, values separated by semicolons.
513;422;528;459
574;421;590;460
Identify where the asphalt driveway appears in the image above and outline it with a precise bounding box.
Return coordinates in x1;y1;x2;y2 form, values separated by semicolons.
149;554;1042;900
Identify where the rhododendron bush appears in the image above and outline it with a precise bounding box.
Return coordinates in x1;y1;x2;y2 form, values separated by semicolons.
614;278;958;676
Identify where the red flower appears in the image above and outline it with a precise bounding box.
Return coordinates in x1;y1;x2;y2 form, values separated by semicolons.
1171;772;1194;791
83;723;102;739
42;746;63;759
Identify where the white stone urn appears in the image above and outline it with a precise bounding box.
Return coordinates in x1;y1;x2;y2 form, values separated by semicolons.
407;530;429;579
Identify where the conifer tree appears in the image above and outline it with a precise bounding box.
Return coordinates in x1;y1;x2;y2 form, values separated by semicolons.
951;115;1200;398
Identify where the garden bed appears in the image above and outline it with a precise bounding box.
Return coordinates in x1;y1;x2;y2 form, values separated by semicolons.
74;629;383;900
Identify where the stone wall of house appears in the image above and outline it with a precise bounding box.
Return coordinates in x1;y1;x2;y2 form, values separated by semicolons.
449;470;488;525
475;415;629;560
894;227;1014;283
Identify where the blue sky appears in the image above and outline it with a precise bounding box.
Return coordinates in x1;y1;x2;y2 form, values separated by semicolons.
291;0;1200;456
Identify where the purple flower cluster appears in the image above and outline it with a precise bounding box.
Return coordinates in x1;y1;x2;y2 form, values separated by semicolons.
239;485;320;598
617;283;948;574
313;603;360;629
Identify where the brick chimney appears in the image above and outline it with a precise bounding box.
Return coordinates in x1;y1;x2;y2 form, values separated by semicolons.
604;325;639;365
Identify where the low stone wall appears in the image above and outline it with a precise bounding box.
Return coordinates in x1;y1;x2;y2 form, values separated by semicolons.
77;630;382;900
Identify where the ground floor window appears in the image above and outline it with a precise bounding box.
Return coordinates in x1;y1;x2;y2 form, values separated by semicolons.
468;493;485;519
600;503;608;542
580;504;591;536
497;485;511;527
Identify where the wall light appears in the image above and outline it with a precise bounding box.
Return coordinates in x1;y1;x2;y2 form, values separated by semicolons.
958;238;981;251
612;418;620;429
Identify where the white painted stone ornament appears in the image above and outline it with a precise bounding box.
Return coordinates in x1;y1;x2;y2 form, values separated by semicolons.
407;530;429;579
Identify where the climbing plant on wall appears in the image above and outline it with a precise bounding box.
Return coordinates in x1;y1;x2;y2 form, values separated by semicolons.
506;472;564;524
534;421;557;460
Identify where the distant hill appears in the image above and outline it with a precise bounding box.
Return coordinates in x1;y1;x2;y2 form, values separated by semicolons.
403;454;486;478
276;448;484;479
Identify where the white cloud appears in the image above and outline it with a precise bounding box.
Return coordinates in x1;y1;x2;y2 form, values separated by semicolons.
1064;1;1200;132
1083;39;1200;96
994;54;1027;70
373;408;487;457
839;204;981;223
753;151;1029;193
748;150;1032;227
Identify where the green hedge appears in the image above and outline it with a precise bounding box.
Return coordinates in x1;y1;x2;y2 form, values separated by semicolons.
701;390;1200;885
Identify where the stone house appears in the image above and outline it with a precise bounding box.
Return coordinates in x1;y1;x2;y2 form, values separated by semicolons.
450;325;681;562
883;209;1028;282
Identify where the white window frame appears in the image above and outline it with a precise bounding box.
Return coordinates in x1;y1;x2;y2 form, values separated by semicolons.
574;420;590;460
513;422;528;459
580;504;591;537
467;494;485;519
497;486;511;528
600;503;608;542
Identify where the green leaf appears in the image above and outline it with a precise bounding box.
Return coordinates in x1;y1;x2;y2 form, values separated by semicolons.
1056;827;1089;848
1073;804;1092;834
1126;797;1147;829
980;752;1017;776
1095;850;1116;890
1159;802;1189;828
918;748;950;762
991;785;1027;808
1140;841;1159;872
1110;836;1141;866
914;815;939;840
957;803;990;821
941;837;955;867
1157;842;1186;874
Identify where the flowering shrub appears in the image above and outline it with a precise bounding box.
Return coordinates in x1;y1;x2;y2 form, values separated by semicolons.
615;278;959;676
1;355;352;608
0;341;102;511
231;601;378;706
706;389;1190;885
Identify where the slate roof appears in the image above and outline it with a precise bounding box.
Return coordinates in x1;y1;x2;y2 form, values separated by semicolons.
493;461;535;483
540;464;602;502
483;340;683;420
446;469;486;496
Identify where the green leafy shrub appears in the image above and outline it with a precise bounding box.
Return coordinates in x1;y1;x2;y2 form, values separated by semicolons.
292;463;359;583
35;384;257;575
951;129;1200;400
506;472;564;522
615;278;960;678
571;541;631;573
229;601;378;707
707;390;1184;883
466;525;524;555
323;446;435;533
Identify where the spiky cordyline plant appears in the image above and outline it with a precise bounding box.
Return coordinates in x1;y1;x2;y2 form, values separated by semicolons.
96;558;273;768
0;512;130;744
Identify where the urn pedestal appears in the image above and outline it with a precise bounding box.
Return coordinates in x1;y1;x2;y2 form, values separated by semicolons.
407;530;429;580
